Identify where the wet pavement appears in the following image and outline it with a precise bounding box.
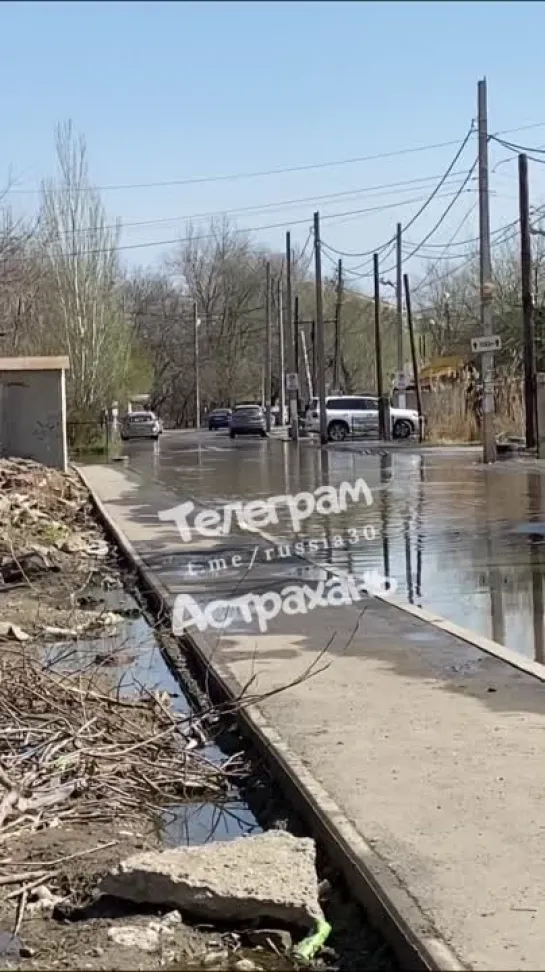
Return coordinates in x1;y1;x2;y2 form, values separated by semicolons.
122;430;545;664
81;453;545;971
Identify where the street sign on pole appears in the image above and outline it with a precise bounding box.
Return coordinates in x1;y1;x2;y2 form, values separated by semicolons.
471;334;502;354
394;371;409;390
286;372;299;392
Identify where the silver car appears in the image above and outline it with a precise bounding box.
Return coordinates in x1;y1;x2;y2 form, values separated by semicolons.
229;404;268;438
120;411;161;440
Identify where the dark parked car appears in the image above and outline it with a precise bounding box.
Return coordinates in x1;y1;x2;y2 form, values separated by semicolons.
208;408;232;430
229;404;267;438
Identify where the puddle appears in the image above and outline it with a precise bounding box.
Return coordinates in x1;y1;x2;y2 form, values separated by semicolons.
41;612;249;824
129;444;545;665
161;799;261;847
34;603;302;971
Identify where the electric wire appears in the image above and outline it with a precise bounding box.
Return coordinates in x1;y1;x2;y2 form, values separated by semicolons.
352;159;478;280
320;123;475;262
12;120;545;196
43;169;475;241
48;187;477;259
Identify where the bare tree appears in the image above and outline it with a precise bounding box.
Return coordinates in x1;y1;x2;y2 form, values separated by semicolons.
38;121;128;418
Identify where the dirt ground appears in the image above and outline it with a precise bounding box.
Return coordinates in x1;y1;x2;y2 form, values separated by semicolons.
0;459;396;972
0;460;291;971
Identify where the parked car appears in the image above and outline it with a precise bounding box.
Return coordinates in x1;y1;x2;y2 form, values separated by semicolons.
120;411;161;441
229;404;268;438
305;395;420;441
208;408;232;430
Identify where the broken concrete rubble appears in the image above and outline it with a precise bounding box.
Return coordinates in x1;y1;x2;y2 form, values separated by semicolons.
101;830;323;929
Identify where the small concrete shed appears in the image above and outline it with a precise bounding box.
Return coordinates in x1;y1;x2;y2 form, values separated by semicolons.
0;356;70;471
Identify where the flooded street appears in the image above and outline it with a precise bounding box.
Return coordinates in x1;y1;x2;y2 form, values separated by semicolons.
125;431;545;664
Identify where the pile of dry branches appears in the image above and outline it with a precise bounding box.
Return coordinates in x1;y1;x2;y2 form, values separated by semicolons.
0;458;90;532
0;649;244;855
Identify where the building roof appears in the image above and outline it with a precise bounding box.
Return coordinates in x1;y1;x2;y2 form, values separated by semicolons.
419;355;467;381
0;356;70;372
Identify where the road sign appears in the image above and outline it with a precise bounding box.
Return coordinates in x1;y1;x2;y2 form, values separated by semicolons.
394;371;409;390
285;372;299;392
471;335;502;353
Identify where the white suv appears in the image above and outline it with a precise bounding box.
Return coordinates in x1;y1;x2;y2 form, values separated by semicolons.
305;395;420;441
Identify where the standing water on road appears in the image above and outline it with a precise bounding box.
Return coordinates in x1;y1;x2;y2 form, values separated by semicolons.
124;434;545;664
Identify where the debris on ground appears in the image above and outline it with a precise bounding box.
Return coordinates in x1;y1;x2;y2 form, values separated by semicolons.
0;651;239;851
101;830;323;928
0;458;378;972
0;458;263;971
0;457;119;636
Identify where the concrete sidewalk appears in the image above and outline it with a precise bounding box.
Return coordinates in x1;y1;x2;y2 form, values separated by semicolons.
81;462;545;972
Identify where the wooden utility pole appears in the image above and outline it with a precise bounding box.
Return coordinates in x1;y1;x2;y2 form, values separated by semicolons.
396;222;406;407
311;319;317;394
314;211;327;444
374;254;390;440
265;261;272;432
333;259;343;390
403;273;424;443
277;277;286;425
286;231;299;440
519;152;537;449
294;295;301;414
478;77;496;463
193;300;201;429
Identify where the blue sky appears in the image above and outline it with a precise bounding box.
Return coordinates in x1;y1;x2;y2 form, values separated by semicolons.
2;0;545;291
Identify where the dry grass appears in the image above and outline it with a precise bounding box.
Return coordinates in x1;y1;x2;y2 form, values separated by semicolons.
423;382;478;443
423;376;525;443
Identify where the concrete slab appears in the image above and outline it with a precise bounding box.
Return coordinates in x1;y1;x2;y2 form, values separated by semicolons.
80;462;545;972
102;831;323;928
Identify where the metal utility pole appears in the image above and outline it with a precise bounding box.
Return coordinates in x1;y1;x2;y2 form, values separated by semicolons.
333;259;343;390
396;222;406;408
277;277;286;426
265;262;272;432
374;254;390;440
519;152;537;449
300;326;313;400
403;273;424;443
314;211;327;444
478;77;496;463
286;231;299;440
193;300;201;429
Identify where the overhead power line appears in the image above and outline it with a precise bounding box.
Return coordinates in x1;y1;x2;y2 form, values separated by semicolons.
343;160;478;280
489;134;545;156
320;123;475;260
49;187;476;259
411;201;478;292
11;121;545;196
39;168;474;240
411;203;545;295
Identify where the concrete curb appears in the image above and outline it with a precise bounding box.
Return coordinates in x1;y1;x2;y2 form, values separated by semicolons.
374;593;545;684
77;464;467;972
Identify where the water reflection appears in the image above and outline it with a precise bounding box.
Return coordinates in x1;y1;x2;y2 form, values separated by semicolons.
162;799;261;848
529;473;545;664
414;456;424;603
484;471;506;646
379;454;391;584
129;437;545;664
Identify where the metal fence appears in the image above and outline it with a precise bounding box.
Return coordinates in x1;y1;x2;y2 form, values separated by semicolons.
67;417;107;453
